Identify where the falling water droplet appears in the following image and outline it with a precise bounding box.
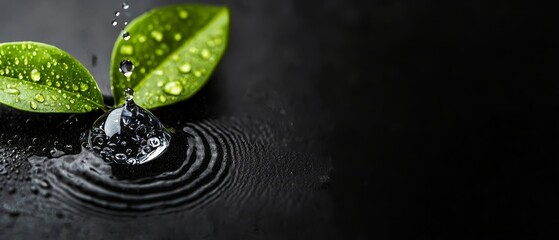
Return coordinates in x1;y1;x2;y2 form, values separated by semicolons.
115;11;120;17
112;19;118;26
122;31;131;41
30;69;41;81
124;87;134;101
119;60;134;77
163;81;183;96
122;2;129;9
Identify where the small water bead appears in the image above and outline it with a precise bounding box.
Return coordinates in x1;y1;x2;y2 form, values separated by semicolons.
112;19;118;26
30;101;38;110
4;88;20;94
179;63;191;73
119;60;134;77
151;30;163;42
122;31;131;41
88;89;171;165
34;94;45;103
115;11;120;17
200;49;211;59
120;45;134;55
179;10;188;19
30;69;41;81
124;87;134;101
122;2;129;10
163;81;183;96
80;83;89;92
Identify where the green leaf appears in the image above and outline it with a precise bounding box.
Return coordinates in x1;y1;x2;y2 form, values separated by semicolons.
111;4;229;108
0;42;105;113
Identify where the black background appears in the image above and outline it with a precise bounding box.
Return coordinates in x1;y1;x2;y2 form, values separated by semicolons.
0;0;553;239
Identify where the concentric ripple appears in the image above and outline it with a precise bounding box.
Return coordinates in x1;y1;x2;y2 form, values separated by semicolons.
27;120;250;217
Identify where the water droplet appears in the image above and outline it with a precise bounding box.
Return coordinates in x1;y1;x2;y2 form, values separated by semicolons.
120;45;134;55
138;35;147;43
122;31;131;41
124;21;128;26
148;137;161;147
163;81;183;96
200;49;211;59
115;11;120;17
179;10;188;19
30;101;38;110
65;105;71;110
34;94;45;103
122;2;129;9
115;153;127;161
159;95;167;103
124;88;134;101
4;88;20;94
174;33;182;41
119;60;134;77
80;83;89;92
151;30;163;42
179;63;191;73
112;19;118;26
38;179;51;189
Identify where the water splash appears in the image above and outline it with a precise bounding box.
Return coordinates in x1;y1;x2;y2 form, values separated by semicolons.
87;88;171;165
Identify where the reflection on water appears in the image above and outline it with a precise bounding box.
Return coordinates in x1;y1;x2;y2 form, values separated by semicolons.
0;109;332;239
30;120;246;217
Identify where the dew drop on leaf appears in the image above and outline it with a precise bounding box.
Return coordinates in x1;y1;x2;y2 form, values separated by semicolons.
30;101;38;110
178;62;191;73
200;48;211;59
120;45;134;55
4;88;20;95
34;94;45;103
174;33;182;41
80;82;89;92
150;30;163;42
179;10;188;19
163;81;183;96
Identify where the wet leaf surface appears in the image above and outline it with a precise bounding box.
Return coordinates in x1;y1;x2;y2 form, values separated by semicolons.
111;4;229;109
0;42;105;113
